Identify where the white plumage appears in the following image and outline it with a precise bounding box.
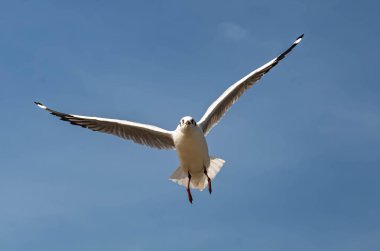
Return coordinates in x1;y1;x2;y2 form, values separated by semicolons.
35;34;303;203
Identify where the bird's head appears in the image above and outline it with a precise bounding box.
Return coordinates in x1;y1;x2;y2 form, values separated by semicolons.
179;116;197;131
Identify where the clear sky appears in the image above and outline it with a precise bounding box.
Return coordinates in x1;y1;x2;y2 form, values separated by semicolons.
1;0;379;250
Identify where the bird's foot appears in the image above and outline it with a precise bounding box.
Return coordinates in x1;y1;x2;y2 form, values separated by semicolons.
187;171;193;203
208;177;212;194
187;188;193;204
204;167;212;194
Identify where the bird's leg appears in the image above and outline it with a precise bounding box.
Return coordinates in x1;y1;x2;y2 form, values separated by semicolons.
187;172;193;204
204;166;212;194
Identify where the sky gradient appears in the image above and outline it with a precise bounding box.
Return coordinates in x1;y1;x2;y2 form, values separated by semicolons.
1;0;380;250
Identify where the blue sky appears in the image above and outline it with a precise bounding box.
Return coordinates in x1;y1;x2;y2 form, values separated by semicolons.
1;0;379;250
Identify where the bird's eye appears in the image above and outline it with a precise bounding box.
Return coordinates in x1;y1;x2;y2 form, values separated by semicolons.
181;119;184;125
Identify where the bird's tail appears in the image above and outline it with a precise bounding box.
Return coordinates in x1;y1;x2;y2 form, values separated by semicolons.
169;156;225;191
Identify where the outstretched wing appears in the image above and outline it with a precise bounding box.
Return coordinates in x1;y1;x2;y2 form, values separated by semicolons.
34;102;175;150
198;34;304;136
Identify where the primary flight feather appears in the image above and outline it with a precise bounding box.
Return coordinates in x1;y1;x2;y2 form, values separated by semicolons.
35;34;304;203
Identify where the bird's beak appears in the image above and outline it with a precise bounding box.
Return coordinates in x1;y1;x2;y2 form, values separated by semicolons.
185;121;191;126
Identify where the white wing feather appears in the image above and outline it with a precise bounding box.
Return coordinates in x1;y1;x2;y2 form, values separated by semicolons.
34;102;175;150
198;34;304;135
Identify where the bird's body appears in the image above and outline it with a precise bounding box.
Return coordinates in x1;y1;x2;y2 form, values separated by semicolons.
170;117;223;197
34;34;304;203
173;120;210;175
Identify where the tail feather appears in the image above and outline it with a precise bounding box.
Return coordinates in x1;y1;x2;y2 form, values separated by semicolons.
169;166;188;187
208;156;225;180
169;156;225;191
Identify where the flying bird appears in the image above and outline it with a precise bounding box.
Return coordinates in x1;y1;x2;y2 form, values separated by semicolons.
35;34;303;203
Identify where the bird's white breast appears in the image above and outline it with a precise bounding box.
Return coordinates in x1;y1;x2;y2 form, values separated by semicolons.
173;125;210;173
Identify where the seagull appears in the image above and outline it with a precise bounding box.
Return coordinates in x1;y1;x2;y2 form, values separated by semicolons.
35;34;303;203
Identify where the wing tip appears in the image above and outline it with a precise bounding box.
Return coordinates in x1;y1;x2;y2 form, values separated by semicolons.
34;101;47;110
294;34;304;44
